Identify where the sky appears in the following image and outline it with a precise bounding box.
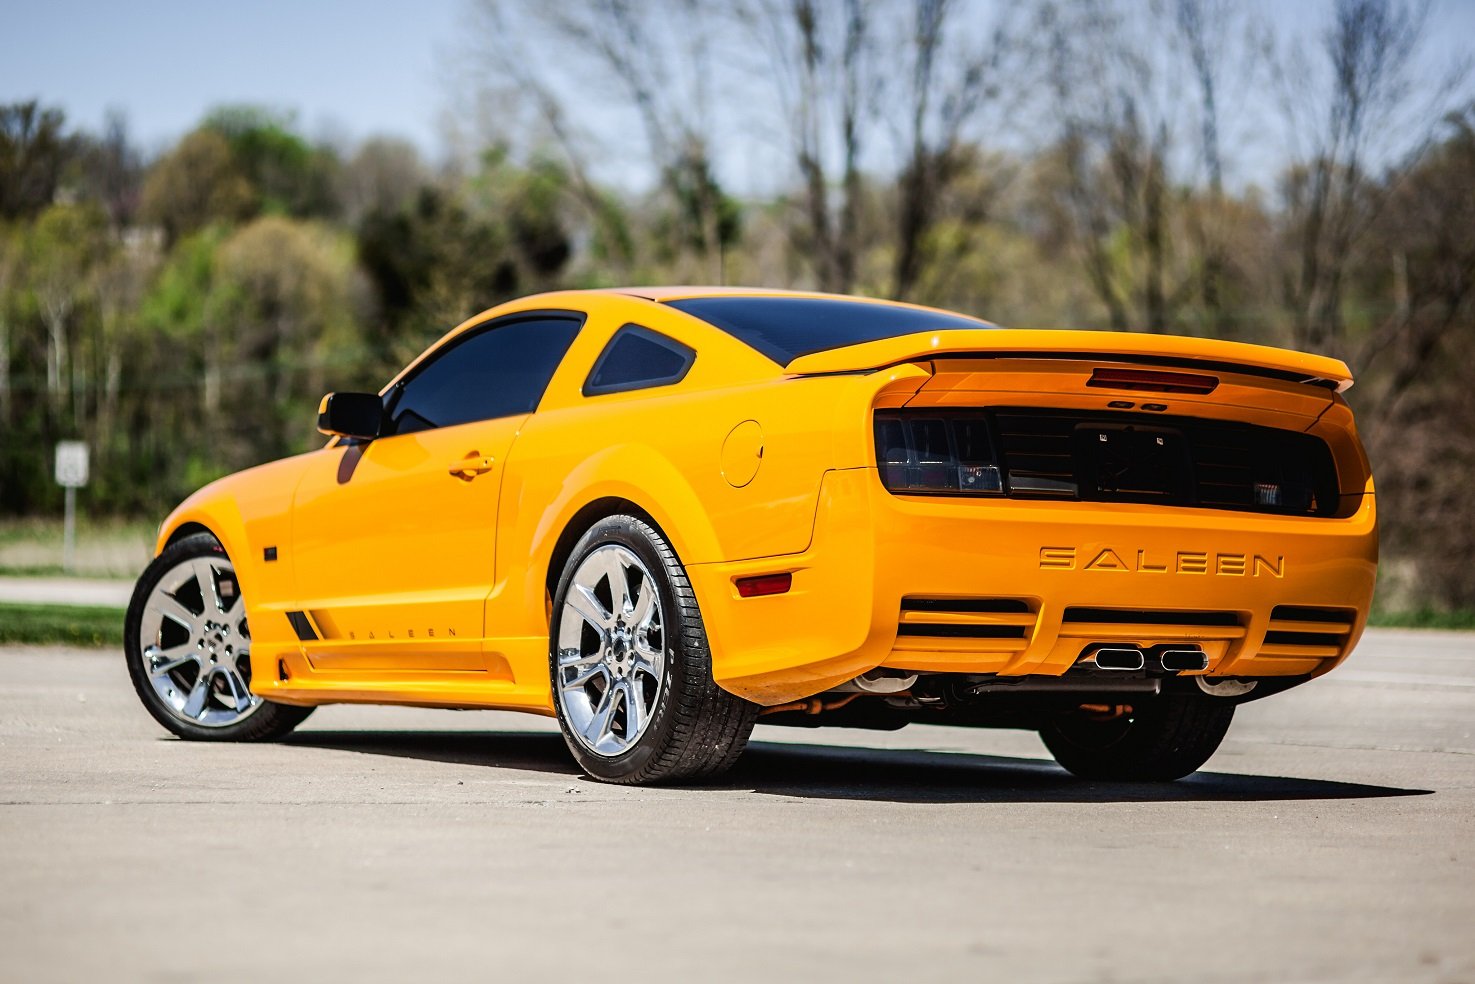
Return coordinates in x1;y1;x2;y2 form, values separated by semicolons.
1;0;465;156
3;0;1474;193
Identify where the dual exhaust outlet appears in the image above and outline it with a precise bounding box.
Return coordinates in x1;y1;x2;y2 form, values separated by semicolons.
1090;645;1209;673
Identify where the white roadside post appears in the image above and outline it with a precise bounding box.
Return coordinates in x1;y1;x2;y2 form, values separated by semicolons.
54;441;89;574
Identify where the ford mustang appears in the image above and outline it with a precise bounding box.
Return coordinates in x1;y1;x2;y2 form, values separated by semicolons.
125;288;1377;784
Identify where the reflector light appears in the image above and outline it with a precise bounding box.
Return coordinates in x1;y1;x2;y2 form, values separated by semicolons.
1087;367;1219;394
736;572;792;598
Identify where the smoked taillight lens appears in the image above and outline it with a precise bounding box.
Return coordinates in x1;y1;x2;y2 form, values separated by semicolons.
874;412;1002;495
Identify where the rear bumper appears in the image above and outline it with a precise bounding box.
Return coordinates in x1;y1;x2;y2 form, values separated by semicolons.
691;468;1377;705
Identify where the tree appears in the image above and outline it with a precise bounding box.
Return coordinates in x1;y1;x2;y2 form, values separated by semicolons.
1355;105;1475;444
1173;0;1264;336
740;0;876;294
0;101;72;221
140;129;255;245
204;106;338;220
23;204;110;419
336;137;427;227
470;0;739;280
0;223;19;426
1035;0;1191;333
209;217;362;464
1275;0;1465;357
889;0;1026;301
73;111;144;230
91;236;159;449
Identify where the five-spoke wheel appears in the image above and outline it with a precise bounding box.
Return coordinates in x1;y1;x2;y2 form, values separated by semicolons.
549;515;757;784
125;533;312;741
138;554;260;727
556;544;665;756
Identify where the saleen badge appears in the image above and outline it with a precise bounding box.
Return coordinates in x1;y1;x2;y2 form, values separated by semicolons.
1040;546;1285;577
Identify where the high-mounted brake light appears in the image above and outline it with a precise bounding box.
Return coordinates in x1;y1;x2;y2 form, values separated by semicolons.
1087;367;1219;395
736;572;792;598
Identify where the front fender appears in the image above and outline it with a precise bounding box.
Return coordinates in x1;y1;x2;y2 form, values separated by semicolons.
151;454;317;655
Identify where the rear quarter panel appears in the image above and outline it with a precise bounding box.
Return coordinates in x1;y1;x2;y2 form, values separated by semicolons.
486;297;864;659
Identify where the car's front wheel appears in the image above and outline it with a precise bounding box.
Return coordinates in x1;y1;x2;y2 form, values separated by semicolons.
1039;695;1234;781
124;532;313;741
549;515;758;784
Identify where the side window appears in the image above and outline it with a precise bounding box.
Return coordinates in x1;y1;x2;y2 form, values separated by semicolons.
386;315;582;435
583;324;696;396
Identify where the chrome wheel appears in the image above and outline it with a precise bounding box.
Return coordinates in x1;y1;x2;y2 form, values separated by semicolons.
556;544;665;757
137;554;262;728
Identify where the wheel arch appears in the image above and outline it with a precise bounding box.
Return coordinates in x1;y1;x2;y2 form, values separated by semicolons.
544;496;668;602
163;521;216;549
525;443;727;613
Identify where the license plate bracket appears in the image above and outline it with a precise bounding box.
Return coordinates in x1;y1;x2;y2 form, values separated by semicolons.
1074;423;1192;503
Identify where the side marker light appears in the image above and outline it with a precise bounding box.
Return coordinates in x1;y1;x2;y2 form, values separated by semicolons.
736;573;793;598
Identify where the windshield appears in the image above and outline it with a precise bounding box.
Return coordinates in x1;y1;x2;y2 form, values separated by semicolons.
666;296;995;365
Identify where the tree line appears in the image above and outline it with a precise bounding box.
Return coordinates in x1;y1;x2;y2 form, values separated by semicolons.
1;0;1471;609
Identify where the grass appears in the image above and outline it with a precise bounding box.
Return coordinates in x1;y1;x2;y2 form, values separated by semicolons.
1367;609;1475;631
0;602;125;647
0;516;154;579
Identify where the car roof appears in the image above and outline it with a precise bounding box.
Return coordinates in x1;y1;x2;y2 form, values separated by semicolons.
604;286;896;303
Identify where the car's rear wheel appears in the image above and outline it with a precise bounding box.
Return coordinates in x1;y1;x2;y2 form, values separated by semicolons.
1039;695;1234;781
125;532;313;741
549;515;758;784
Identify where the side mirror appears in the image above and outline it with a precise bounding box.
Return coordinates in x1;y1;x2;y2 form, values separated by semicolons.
317;392;384;440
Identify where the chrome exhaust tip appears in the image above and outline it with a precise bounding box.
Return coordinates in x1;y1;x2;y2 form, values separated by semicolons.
1158;648;1210;673
1091;647;1146;671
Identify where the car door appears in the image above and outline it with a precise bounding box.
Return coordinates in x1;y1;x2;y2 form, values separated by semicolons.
289;313;584;671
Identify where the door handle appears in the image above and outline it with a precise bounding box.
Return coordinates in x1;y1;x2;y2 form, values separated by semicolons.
449;454;495;481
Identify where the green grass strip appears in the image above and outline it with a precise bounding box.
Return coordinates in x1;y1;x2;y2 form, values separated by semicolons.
1367;609;1475;631
0;602;125;646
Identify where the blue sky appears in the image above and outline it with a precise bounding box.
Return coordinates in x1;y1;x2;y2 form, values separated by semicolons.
4;0;1473;192
1;0;464;156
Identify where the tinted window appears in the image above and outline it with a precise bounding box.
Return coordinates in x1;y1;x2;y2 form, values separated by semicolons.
386;315;581;435
667;296;994;365
584;324;695;396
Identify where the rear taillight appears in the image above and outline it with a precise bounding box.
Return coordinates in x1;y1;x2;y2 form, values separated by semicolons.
874;412;1002;495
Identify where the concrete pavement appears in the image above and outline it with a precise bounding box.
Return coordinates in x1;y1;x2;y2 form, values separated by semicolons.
1;629;1472;983
0;575;131;607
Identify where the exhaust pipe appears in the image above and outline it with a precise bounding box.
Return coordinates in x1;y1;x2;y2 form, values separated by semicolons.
1091;647;1146;671
1157;648;1210;673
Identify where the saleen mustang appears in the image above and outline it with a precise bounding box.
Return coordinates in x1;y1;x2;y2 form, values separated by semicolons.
125;288;1377;784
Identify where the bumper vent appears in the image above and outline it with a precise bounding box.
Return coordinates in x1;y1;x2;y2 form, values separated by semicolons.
1059;607;1246;644
1261;605;1356;660
895;597;1035;655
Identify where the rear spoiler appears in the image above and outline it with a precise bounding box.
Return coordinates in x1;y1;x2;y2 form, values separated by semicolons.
784;329;1354;392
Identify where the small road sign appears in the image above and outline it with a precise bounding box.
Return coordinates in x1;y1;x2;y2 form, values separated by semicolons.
54;441;89;573
55;441;89;488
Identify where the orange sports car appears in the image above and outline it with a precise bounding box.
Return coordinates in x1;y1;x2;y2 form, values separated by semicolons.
125;288;1377;784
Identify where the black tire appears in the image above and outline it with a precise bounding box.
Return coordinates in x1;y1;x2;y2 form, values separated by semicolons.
1039;695;1234;782
549;515;758;784
125;532;314;742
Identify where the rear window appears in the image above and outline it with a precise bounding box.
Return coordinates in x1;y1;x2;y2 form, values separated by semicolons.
666;296;993;364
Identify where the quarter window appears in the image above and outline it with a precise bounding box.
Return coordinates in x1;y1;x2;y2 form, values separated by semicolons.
385;315;582;435
583;324;696;396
